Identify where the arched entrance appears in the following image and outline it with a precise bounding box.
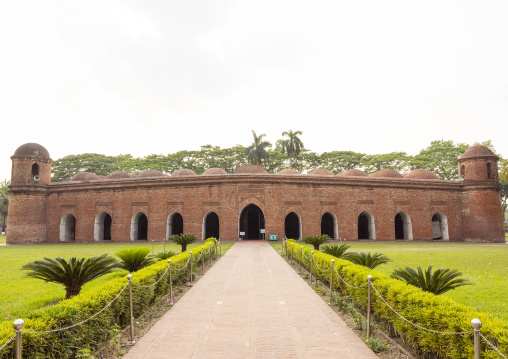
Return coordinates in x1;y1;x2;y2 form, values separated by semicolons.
239;204;265;240
203;211;219;239
60;213;76;242
358;211;375;240
94;211;112;241
285;212;301;239
166;212;183;240
432;212;449;240
321;212;338;240
395;211;412;240
131;212;148;241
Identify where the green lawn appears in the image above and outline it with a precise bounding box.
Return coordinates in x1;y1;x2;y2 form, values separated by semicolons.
0;235;5;244
276;241;508;322
0;241;233;322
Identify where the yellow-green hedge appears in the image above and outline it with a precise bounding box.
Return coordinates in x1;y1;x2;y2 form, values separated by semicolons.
0;238;218;359
285;239;508;359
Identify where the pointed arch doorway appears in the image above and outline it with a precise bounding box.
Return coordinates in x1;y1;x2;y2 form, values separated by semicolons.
239;204;265;240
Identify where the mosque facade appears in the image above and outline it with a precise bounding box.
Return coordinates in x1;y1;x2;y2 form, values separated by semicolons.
6;143;505;244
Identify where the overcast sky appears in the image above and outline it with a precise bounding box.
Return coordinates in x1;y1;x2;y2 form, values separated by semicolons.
1;1;507;181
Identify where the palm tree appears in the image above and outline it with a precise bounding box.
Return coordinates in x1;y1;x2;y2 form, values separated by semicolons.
303;234;331;250
170;233;197;252
115;248;155;273
343;252;391;269
21;254;120;299
276;130;304;168
321;243;351;258
391;266;472;295
245;130;272;165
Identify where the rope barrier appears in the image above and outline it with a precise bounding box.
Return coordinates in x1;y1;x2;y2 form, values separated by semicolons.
0;335;15;352
332;265;368;289
24;284;129;335
311;256;326;273
370;283;474;335
132;263;172;289
480;333;508;359
173;255;192;272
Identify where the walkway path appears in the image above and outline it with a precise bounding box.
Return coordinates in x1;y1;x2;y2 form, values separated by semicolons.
123;241;378;359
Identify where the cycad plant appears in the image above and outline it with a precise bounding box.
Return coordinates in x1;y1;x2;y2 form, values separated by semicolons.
170;233;197;252
343;252;391;269
21;254;120;299
115;248;155;273
155;251;176;260
302;234;331;250
391;266;472;295
321;243;351;258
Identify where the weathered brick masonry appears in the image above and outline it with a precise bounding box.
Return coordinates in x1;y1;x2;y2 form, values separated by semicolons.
6;143;506;244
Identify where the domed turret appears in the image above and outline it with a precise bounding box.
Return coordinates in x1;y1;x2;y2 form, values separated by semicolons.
203;168;228;175
457;145;499;181
172;169;197;177
277;169;301;175
10;143;53;185
235;165;269;174
336;169;368;177
404;169;440;180
309;168;334;176
70;172;102;182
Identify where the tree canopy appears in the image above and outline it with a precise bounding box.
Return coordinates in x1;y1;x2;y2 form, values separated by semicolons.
276;130;304;169
245;130;272;165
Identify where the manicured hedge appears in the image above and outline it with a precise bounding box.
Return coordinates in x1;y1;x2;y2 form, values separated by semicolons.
285;239;508;359
0;238;218;359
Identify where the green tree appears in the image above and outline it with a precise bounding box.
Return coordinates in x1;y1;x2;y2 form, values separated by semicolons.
410;140;469;180
302;234;331;250
245;130;272;165
500;160;508;182
276;130;304;169
321;243;350;258
115;248;155;273
21;255;120;299
170;233;197;252
0;180;9;233
318;151;365;174
363;152;412;174
500;180;508;217
391;266;472;295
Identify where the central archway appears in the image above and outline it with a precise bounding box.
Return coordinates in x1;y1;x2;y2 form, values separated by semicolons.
203;212;220;240
285;212;301;240
239;204;265;240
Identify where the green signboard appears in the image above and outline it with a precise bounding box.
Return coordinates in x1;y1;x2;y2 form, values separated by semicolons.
269;234;278;241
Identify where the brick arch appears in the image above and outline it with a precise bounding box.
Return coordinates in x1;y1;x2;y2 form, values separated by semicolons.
321;211;338;240
60;213;75;242
284;211;301;240
166;212;183;241
358;210;375;240
432;212;449;241
202;211;219;240
131;212;148;241
94;211;112;241
394;210;412;240
238;203;266;240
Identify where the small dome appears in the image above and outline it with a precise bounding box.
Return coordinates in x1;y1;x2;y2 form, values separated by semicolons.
138;169;168;178
309;168;334;176
13;143;50;159
368;169;404;178
460;145;497;159
404;169;440;180
336;169;368;177
70;172;102;181
203;168;228;175
277;169;301;175
235;165;269;174
106;171;132;179
172;169;197;177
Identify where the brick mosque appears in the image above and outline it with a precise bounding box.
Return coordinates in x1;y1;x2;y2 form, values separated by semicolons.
6;142;505;244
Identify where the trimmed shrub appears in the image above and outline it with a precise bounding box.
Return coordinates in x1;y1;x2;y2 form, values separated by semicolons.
285;239;508;359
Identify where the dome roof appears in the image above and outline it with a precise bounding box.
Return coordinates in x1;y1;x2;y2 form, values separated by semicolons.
277;169;301;175
202;168;228;175
309;168;334;176
106;171;132;179
336;169;368;177
172;169;197;177
460;145;497;159
404;169;440;180
13;143;50;158
70;172;102;181
235;165;269;174
368;169;404;178
138;169;168;178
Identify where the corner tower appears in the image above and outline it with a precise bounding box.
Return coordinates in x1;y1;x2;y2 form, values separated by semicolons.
7;143;53;244
457;145;505;242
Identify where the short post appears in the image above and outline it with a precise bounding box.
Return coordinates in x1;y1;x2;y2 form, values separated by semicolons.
291;243;294;262
298;247;303;274
202;247;205;275
152;240;154;255
310;251;314;284
329;259;335;305
127;274;135;343
168;260;173;306
471;318;482;359
367;275;372;338
209;244;213;267
189;251;193;285
13;319;24;359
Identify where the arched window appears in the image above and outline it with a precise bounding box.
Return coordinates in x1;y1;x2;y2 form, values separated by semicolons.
60;213;76;242
166;212;184;240
321;212;338;240
239;204;265;240
358;211;375;240
94;211;112;241
203;212;219;240
460;164;465;178
432;212;449;241
487;162;492;179
131;212;148;241
395;211;412;240
31;163;39;177
284;212;301;239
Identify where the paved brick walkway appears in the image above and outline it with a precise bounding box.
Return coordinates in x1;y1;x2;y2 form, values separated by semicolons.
123;241;378;359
